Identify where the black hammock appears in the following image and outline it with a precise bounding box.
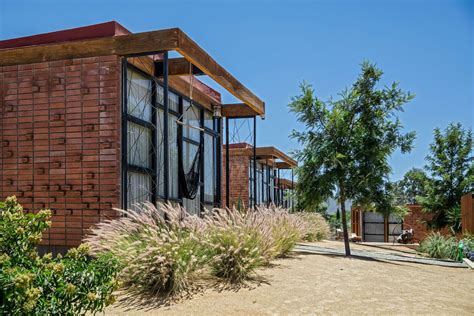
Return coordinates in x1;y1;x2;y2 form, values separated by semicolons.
177;125;203;199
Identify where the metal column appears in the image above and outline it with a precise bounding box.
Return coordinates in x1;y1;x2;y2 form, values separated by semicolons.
225;117;230;208
253;116;257;208
121;58;128;209
162;52;169;200
291;168;294;212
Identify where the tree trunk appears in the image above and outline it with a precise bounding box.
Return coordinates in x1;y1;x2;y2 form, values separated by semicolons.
339;186;351;256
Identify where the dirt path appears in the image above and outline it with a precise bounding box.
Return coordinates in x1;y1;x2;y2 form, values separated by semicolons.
106;241;474;315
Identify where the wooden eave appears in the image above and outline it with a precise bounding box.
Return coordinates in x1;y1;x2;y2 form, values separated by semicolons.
228;146;297;168
221;103;259;118
278;178;295;189
125;56;220;111
0;27;264;116
275;161;293;169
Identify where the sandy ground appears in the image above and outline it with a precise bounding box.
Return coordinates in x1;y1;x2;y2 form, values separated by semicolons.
105;241;474;315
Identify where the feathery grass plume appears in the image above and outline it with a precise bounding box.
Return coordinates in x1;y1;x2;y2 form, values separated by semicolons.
86;202;205;298
254;205;304;259
296;212;331;242
201;207;267;283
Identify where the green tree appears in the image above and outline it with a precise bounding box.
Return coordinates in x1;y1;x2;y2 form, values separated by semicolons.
418;123;473;230
289;62;415;255
394;168;429;204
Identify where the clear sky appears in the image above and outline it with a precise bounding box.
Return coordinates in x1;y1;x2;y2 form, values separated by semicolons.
1;0;472;180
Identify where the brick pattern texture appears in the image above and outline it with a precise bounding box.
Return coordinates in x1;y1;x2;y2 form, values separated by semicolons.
0;56;122;247
404;204;460;242
222;152;250;208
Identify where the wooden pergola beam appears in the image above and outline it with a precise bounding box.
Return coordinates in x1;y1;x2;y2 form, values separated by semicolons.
175;30;264;116
155;57;204;76
221;103;259;118
0;27;264;116
228;146;297;168
0;28;180;66
275;161;293;169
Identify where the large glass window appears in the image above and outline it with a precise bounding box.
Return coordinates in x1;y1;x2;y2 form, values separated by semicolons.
124;65;220;214
204;133;215;204
127;122;152;168
126;69;152;122
126;69;154;210
168;96;180;200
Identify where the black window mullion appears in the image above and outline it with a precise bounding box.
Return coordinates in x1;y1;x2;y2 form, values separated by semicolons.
178;97;184;201
199;107;205;214
151;80;158;205
121;59;128;209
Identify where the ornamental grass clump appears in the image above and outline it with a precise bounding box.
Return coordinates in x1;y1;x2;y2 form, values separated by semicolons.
86;202;205;298
297;212;331;242
255;206;304;259
201;208;267;283
0;196;119;315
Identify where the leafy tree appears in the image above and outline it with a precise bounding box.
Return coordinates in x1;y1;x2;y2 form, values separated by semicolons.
394;168;429;204
418;123;473;230
336;208;340;221
289;62;415;255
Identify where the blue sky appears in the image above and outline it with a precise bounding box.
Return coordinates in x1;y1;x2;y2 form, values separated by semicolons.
1;0;472;180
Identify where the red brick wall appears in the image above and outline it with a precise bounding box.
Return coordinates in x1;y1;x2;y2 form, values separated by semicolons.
403;205;432;242
461;193;474;234
404;204;460;242
0;56;122;248
222;152;250;208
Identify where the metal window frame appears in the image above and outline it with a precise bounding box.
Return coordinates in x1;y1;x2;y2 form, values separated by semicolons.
224;115;258;209
121;55;221;213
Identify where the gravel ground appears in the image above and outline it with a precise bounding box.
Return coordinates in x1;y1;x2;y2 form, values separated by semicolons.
105;240;474;315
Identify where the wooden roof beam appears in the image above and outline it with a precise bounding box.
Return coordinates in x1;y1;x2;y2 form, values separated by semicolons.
175;29;265;116
221;103;259;118
227;146;297;168
0;27;264;116
155;57;204;76
0;28;180;66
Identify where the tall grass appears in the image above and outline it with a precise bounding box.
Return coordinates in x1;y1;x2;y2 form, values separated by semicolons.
201;208;266;283
87;203;331;293
86;203;204;298
297;212;331;242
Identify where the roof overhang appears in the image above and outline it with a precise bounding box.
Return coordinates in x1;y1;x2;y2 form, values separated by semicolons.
278;178;295;189
0;27;265;116
228;145;297;168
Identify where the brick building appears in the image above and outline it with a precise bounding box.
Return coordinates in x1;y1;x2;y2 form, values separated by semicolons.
0;21;265;251
222;143;297;209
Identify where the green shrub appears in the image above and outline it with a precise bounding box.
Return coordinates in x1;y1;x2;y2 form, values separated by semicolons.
418;232;457;259
86;203;205;298
418;232;474;260
0;196;119;315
